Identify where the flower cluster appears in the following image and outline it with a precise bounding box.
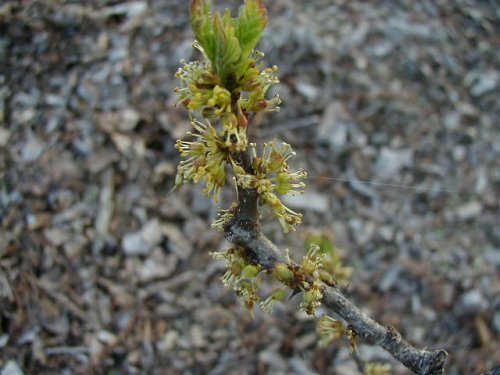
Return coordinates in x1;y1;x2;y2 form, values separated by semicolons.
175;46;248;154
174;1;288;209
304;231;352;285
269;244;328;315
235;141;307;232
211;203;237;231
174;44;215;111
174;119;229;203
294;245;325;314
175;0;280;158
238;51;281;114
299;280;323;315
210;247;262;314
209;242;334;317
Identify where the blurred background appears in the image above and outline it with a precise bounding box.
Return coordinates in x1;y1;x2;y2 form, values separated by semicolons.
0;0;499;374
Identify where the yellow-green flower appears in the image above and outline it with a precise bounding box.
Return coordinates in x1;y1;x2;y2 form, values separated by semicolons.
317;315;346;347
262;191;303;232
299;244;324;275
174;119;229;202
260;287;286;313
275;170;307;195
208;85;231;113
232;141;306;232
299;280;323;315
236;280;260;314
273;262;294;283
211;204;237;231
175;55;217;110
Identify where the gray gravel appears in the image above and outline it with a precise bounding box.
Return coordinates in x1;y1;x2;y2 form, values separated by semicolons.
1;0;499;374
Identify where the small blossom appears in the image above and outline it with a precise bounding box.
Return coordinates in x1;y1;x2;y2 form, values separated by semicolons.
221;269;240;288
234;144;306;232
239;52;280;113
317;315;346;347
243;264;260;278
211;204;237;231
175;59;217;110
174;119;229;203
211;245;263;315
304;232;352;284
214;247;246;288
263;191;303;233
273;263;294;283
299;281;323;315
236;280;261;314
234;141;307;232
300;256;320;275
260;287;286;313
224;125;248;153
299;244;324;275
274;170;307;195
209;249;230;260
208;85;231;115
261;141;295;172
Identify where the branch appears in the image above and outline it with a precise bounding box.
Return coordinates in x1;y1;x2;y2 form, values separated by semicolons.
224;184;448;375
176;1;448;373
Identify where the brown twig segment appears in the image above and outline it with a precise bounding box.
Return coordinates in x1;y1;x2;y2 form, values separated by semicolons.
224;190;448;375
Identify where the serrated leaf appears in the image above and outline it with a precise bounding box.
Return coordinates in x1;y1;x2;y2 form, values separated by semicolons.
236;0;267;55
190;0;216;61
190;0;267;89
213;10;243;86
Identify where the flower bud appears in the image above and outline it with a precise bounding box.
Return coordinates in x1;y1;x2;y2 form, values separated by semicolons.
243;264;260;278
274;263;294;283
270;287;286;301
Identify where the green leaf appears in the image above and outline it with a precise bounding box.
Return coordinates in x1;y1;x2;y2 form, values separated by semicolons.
236;0;267;55
190;0;267;89
190;0;216;61
213;10;242;86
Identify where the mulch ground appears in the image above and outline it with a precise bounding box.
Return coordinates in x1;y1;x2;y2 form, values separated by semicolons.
1;1;499;374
